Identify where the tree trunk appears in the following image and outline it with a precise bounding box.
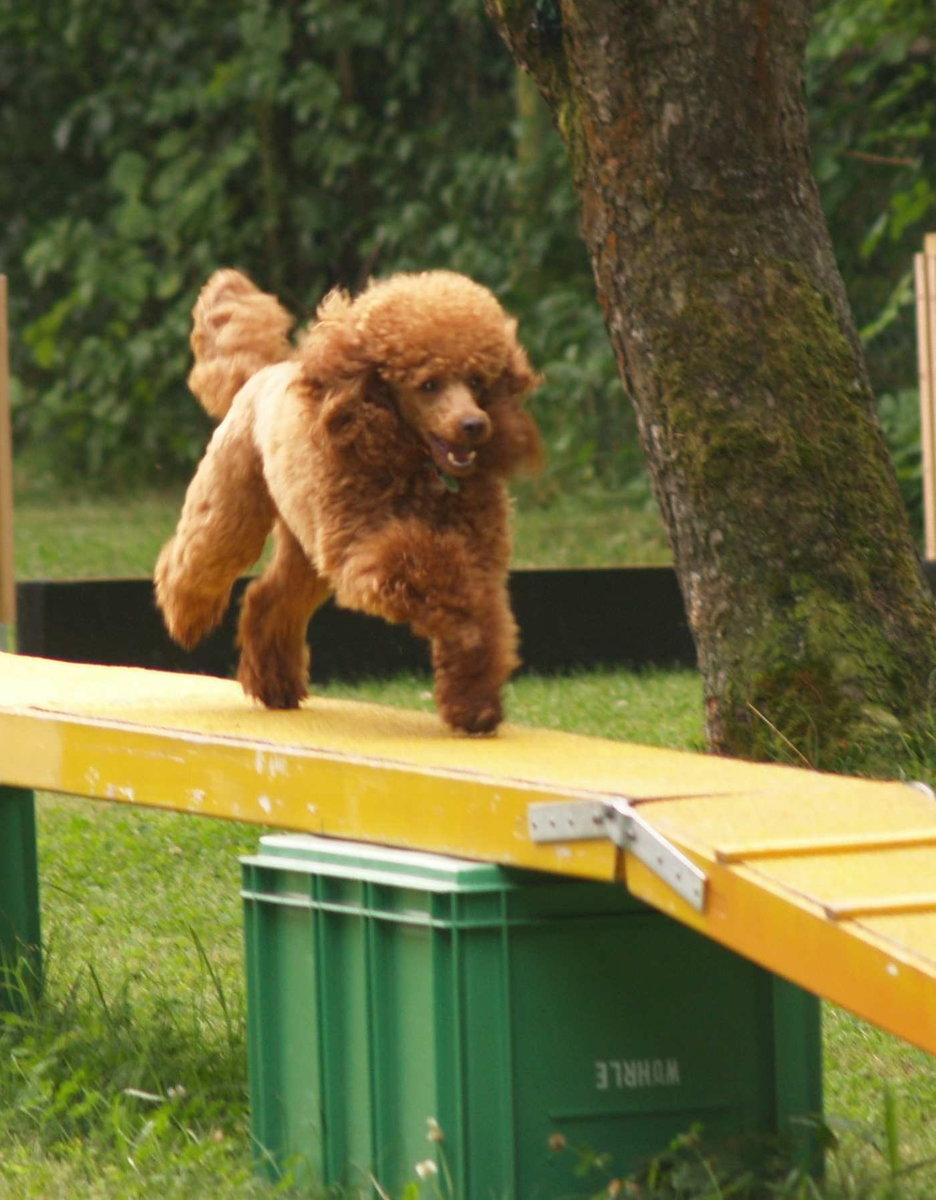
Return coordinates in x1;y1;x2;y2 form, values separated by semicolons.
488;0;936;767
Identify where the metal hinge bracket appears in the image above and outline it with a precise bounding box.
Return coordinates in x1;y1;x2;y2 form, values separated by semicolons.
528;799;707;912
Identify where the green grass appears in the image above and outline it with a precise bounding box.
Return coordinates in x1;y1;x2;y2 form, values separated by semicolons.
335;667;706;748
13;489;189;580
5;480;936;1197
12;476;671;580
510;481;671;568
821;1010;936;1198
0;797;264;1200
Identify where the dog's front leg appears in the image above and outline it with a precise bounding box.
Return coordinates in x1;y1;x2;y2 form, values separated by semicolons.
422;587;520;735
332;529;519;734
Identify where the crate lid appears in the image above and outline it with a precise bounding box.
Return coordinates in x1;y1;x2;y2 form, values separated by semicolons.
245;832;520;893
243;834;647;918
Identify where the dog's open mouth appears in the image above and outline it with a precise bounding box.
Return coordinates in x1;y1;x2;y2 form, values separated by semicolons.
429;436;478;476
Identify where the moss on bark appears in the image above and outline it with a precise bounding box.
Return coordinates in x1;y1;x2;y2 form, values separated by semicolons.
653;260;936;765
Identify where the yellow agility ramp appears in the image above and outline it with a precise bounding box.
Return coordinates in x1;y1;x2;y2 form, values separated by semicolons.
2;652;936;1055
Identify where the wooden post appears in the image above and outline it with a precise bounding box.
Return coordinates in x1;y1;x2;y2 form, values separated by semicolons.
916;236;936;560
0;275;14;649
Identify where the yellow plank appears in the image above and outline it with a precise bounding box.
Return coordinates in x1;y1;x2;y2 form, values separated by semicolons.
0;653;917;806
0;706;625;882
644;786;936;846
863;911;936;963
717;827;936;862
4;653;936;1054
757;846;936;907
827;896;936;920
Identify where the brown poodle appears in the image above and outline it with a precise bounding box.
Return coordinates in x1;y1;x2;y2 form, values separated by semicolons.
155;268;543;734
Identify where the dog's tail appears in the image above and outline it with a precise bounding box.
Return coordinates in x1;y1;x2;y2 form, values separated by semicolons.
187;269;294;419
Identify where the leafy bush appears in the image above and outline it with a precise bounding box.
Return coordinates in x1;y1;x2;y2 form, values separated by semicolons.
807;1;936;390
3;1;526;482
2;0;933;488
877;388;923;539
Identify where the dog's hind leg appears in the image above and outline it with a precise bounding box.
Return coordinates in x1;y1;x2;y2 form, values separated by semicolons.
237;519;332;709
155;398;275;649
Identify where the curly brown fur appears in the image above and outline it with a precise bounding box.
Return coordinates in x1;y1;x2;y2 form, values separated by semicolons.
155;268;543;734
187;269;293;418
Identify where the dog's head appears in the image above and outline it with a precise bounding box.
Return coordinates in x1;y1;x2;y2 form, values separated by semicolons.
298;271;542;479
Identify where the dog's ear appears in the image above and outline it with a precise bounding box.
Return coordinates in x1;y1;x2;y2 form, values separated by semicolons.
500;331;542;399
299;288;369;438
297;288;365;392
483;333;545;476
318;378;414;472
298;290;409;466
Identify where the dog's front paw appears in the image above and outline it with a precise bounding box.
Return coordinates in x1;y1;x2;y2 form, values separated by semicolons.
438;691;503;736
239;670;307;711
237;656;308;711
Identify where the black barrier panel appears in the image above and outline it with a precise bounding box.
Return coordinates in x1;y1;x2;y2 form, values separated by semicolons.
16;568;697;680
509;567;694;673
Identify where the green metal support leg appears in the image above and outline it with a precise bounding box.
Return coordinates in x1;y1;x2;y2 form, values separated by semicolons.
0;786;42;1009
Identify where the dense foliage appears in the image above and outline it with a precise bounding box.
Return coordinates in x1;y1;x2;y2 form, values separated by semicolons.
807;1;935;529
0;0;933;499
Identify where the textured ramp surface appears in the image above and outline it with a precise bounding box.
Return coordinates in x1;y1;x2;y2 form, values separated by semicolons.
3;652;936;1053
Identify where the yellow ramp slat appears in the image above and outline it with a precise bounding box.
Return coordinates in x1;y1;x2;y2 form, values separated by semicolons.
2;653;936;1055
632;793;936;1056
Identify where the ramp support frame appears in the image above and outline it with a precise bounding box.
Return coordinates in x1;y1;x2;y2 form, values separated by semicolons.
528;798;708;911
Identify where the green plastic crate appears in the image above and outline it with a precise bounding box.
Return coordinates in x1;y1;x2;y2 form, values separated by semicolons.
241;834;821;1198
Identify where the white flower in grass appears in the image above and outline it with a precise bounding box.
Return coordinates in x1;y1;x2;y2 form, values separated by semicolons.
426;1116;445;1143
415;1159;438;1180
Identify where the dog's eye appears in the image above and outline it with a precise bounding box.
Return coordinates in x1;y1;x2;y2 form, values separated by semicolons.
419;378;440;394
468;375;484;393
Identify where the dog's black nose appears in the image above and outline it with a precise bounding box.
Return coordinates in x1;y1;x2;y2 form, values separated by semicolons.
460;416;488;442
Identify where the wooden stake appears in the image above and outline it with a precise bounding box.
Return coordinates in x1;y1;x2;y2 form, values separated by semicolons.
916;238;936;560
0;275;14;649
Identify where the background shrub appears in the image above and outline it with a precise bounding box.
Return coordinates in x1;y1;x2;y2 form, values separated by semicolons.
1;0;933;510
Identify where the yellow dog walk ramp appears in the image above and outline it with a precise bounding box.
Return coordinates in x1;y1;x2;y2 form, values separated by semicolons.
2;652;935;1055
